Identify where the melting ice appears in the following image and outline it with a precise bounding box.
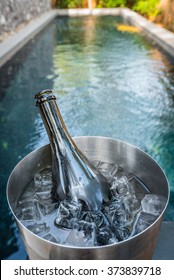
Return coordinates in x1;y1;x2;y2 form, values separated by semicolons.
14;162;165;247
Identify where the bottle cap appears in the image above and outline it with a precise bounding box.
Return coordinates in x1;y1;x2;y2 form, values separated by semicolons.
35;89;56;105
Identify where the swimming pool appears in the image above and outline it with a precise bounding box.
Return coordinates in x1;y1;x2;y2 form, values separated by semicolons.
0;15;174;259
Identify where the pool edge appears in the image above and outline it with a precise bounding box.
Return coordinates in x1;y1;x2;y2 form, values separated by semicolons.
0;10;59;68
121;8;174;59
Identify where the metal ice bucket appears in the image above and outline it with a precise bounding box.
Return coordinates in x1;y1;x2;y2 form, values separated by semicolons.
7;136;169;259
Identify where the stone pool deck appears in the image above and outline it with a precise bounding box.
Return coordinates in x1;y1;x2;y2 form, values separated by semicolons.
0;10;58;67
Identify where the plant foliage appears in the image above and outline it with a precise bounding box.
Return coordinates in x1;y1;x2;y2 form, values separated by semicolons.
56;1;170;25
133;0;160;18
57;0;86;8
96;0;127;8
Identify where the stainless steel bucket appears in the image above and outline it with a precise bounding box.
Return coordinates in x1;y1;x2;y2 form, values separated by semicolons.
7;136;169;259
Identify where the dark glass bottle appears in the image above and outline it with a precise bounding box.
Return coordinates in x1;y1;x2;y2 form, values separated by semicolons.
35;90;111;211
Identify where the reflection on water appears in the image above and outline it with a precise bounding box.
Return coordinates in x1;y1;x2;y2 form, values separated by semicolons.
0;16;174;259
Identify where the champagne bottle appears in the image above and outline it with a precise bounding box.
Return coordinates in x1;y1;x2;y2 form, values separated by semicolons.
35;89;111;211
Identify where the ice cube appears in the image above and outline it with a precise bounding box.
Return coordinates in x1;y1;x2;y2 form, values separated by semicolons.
42;233;59;243
128;176;150;196
116;167;133;180
38;198;59;215
98;162;118;181
111;176;129;197
82;211;106;229
91;160;100;168
55;199;82;229
27;222;49;235
123;194;141;214
34;168;53;201
36;190;52;200
34;167;53;192
141;194;164;216
114;226;131;241
65;220;96;247
134;211;157;234
104;200;128;227
15;198;40;221
97;226;118;246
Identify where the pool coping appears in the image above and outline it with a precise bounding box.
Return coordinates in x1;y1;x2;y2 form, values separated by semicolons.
0;10;59;67
0;8;174;67
120;8;174;59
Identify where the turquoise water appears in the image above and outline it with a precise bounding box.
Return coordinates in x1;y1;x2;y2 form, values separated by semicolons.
0;16;174;259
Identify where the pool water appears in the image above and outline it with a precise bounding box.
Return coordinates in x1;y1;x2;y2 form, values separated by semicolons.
0;15;174;259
